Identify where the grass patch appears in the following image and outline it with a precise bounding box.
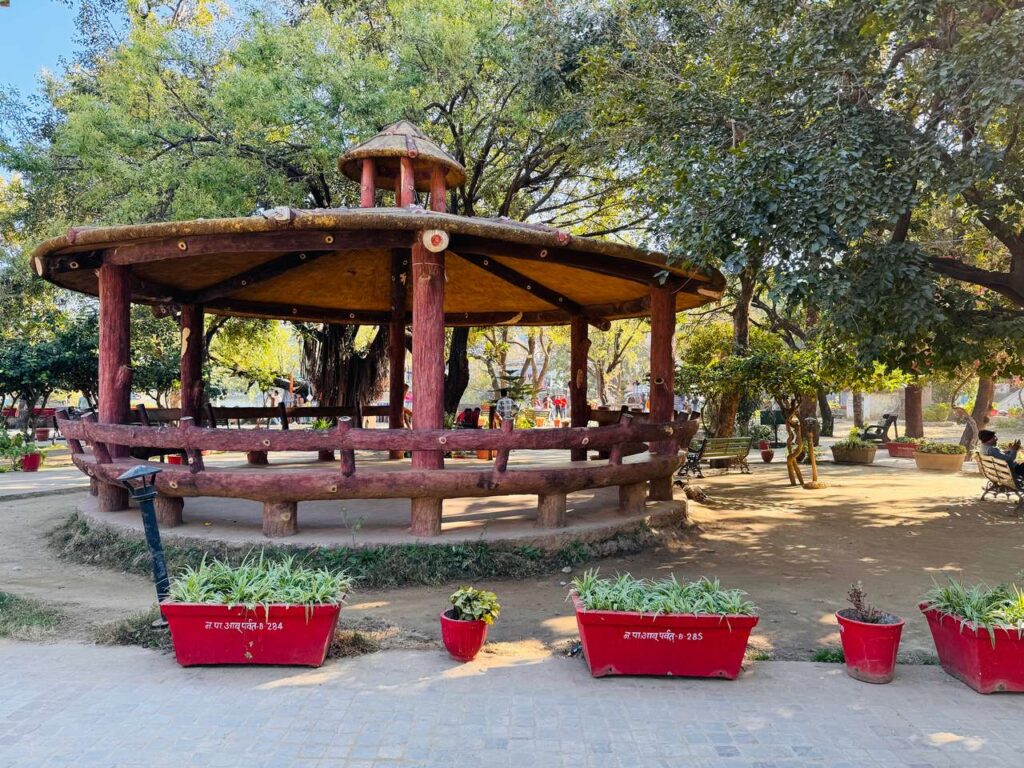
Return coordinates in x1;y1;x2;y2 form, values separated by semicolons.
94;607;174;652
50;513;668;588
0;591;64;640
811;646;845;663
745;649;775;661
329;630;381;658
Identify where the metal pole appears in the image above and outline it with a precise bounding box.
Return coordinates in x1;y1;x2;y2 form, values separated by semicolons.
131;484;170;605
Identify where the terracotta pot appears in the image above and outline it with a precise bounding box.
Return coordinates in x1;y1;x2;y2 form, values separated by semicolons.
914;452;965;472
476;449;492;460
758;440;770;451
440;609;488;662
836;609;904;684
760;449;774;463
831;445;876;465
34;428;51;442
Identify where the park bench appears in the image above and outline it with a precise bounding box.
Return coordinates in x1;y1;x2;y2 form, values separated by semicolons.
676;436;753;479
976;451;1024;506
859;413;898;443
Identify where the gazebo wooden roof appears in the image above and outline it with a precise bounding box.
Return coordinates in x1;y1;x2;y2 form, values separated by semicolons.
31;207;724;328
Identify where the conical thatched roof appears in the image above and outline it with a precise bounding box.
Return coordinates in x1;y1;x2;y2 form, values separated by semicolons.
339;120;467;191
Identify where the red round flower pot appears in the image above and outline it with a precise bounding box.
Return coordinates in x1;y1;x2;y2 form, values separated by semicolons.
20;453;41;472
836;610;904;684
34;428;50;442
760;449;774;463
758;440;770;451
440;610;488;662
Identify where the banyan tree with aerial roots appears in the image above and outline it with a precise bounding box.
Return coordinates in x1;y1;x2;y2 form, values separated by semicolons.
35;120;724;539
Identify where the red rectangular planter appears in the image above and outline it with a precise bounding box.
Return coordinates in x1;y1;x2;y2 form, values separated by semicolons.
920;603;1024;694
572;594;758;678
162;603;341;667
886;443;918;459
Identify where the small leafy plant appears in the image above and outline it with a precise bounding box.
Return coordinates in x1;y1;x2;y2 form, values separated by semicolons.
832;434;874;450
891;436;925;445
448;587;501;624
843;581;886;624
166;554;352;609
570;570;756;615
923;577;1024;643
0;432;40;470
917;441;967;455
311;417;334;431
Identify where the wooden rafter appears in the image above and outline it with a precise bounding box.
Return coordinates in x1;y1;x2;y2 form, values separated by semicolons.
188;250;333;304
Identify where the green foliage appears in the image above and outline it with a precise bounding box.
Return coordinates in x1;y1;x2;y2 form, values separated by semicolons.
922;403;953;422
0;431;39;469
448;586;501;625
891;436;925;445
811;647;845;664
0;591;63;639
832;434;874;451
916;442;967;455
924;578;1024;643
311;417;333;431
747;424;773;443
571;570;756;616
167;554;352;608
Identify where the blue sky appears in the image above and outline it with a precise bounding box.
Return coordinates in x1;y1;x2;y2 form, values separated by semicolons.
0;0;79;98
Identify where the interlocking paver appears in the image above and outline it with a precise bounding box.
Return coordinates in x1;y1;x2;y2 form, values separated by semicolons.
1;641;1023;766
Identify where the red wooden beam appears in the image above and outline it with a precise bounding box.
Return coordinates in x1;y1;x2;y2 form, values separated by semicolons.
97;262;132;511
360;158;376;208
388;248;409;457
569;315;591;462
179;304;204;423
648;285;677;501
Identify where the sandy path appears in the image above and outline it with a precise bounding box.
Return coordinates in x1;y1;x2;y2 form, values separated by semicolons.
2;460;1022;658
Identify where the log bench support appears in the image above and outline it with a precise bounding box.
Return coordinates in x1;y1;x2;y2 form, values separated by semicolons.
410;498;442;537
155;496;184;527
247;450;269;465
537;492;567;528
317;450;335;462
263;501;298;537
618;482;647;515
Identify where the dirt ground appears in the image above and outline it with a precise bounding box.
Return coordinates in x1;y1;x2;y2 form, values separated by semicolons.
1;457;1021;659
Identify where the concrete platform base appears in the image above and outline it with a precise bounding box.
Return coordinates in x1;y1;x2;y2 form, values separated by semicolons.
76;487;686;550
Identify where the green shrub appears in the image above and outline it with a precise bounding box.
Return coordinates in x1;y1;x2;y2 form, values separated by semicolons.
916;442;967;455
811;647;845;663
923;578;1024;642
891;436;925;445
922;403;952;422
832;436;874;450
167;554;352;608
448;587;501;624
747;424;773;443
571;570;756;615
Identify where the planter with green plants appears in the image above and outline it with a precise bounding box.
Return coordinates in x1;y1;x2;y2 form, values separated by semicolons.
161;555;352;667
0;433;42;472
920;578;1024;693
913;442;967;472
885;436;924;459
440;586;500;662
570;571;758;679
830;431;876;465
835;582;904;684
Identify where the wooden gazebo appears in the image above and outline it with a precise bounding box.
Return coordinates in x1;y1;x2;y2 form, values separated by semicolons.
34;121;724;538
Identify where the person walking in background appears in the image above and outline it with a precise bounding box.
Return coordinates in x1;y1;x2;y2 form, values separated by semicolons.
495;388;520;424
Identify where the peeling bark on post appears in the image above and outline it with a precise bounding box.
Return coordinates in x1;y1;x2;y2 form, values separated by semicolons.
98;260;131;511
179;304;204;423
648;286;675;501
263;501;297;537
410;236;445;535
569;315;590;462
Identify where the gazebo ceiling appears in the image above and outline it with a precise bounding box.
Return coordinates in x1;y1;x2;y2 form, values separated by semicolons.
32;207;725;327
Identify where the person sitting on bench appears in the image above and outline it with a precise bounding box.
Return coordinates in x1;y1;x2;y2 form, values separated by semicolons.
978;430;1024;480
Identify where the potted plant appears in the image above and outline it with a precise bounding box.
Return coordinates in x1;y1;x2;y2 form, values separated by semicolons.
920;578;1024;694
914;441;967;472
758;440;774;463
886;436;923;459
34;426;51;442
830;430;877;465
19;443;42;472
161;555;351;667
440;586;500;662
1;433;42;472
835;582;904;684
570;571;758;679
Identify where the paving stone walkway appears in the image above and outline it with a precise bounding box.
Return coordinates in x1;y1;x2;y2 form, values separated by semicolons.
1;641;1022;767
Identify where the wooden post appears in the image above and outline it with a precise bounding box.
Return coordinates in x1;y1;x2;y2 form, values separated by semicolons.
409;233;445;537
569;315;590;462
398;156;415;208
360;158;376;208
263;501;297;537
388;249;408;459
98;261;131;512
537;493;567;528
905;384;924;439
155;496;183;527
179;304;204;424
619;482;647;515
430;165;446;213
648;286;676;501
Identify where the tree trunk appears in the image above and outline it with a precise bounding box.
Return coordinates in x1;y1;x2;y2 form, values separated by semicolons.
799;394;818;446
443;327;470;415
852;391;864;428
816;385;834;437
961;376;995;446
904;384;924;439
716;267;756;437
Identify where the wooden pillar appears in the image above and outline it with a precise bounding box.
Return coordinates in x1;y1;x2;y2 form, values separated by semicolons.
649;286;676;501
537;493;567;528
263;501;297;537
410;234;445;537
619;482;647;515
179;304;204;423
430;165;446;213
98;261;131;512
397;157;415;207
155;496;183;527
569;315;590;462
360;158;376;208
388;249;408;459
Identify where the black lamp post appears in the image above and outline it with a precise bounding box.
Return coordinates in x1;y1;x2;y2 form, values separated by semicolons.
117;465;170;624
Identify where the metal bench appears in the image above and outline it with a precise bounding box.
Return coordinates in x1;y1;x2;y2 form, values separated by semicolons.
976;451;1024;506
676;436;753;479
860;413;898;443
